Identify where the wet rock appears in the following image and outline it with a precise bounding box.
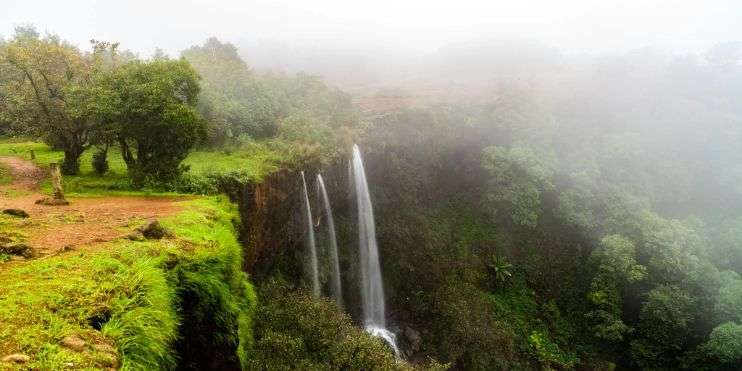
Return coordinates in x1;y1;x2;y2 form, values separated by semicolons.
2;208;28;218
404;326;422;353
60;335;86;352
1;354;30;363
35;197;69;206
0;243;35;258
136;220;170;239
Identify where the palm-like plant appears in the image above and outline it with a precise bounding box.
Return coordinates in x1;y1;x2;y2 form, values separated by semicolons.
488;255;513;286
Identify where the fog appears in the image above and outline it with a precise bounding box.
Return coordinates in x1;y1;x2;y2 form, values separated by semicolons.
3;1;741;84
3;2;742;369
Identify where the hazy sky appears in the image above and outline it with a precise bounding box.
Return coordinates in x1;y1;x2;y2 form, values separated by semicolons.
2;0;741;57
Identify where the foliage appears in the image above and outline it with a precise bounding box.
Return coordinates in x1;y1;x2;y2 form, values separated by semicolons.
482;145;555;227
104;58;206;187
715;271;742;323
527;330;578;370
249;279;406;370
586;235;646;342
487;255;513;286
629;285;696;369
182;37;278;142
0;26;101;174
704;322;742;364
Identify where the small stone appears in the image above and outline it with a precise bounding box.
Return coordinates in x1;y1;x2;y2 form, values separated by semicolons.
2;209;29;218
1;354;30;363
60;335;86;352
136;220;170;239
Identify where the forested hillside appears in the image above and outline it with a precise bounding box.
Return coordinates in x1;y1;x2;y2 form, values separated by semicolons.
1;22;741;371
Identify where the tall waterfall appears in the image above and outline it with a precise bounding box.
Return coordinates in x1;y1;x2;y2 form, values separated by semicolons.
300;171;320;298
317;174;343;308
350;144;399;355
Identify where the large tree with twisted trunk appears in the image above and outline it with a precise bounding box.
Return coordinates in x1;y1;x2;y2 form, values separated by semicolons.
0;26;104;174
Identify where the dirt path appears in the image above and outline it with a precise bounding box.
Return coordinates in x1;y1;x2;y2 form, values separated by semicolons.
0;156;186;258
0;156;45;191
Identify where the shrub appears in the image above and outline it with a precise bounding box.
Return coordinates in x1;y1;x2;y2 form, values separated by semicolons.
528;330;578;369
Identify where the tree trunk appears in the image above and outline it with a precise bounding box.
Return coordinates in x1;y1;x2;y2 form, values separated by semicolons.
61;145;84;175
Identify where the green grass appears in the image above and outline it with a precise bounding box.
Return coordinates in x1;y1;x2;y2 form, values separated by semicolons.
0;139;287;196
0;196;256;370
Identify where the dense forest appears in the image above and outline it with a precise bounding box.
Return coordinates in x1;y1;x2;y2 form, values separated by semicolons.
1;20;742;371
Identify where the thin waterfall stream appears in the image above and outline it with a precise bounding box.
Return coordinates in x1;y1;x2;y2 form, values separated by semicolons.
317;174;343;308
300;171;320;298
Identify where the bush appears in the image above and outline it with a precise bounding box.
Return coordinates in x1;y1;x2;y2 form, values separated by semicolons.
528;330;578;369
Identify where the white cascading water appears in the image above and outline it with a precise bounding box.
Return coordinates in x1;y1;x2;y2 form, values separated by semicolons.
300;171;320;298
350;144;400;356
317;174;343;308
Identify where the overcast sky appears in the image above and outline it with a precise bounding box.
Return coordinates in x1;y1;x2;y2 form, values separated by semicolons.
2;0;741;57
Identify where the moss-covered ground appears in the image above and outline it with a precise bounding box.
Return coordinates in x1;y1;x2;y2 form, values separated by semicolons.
0;193;255;370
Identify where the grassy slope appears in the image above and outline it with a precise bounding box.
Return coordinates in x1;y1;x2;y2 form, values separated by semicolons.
0;139;283;195
0;194;255;370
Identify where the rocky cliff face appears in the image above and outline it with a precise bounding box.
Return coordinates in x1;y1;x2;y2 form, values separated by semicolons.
234;169;303;280
235;161;354;293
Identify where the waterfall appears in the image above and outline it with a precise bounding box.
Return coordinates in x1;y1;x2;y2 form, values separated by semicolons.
350;144;399;355
317;174;343;308
300;171;320;298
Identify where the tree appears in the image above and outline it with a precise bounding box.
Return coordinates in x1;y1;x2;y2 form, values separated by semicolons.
715;271;742;323
482;145;555;227
0;26;96;174
586;235;646;342
630;285;696;368
704;322;742;365
106;58;205;187
182;37;277;143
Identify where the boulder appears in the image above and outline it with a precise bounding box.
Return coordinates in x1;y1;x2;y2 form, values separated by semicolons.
1;354;30;363
60;335;86;352
136;220;170;239
2;209;28;218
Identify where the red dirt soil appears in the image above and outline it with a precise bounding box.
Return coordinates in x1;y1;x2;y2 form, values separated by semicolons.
0;157;186;257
